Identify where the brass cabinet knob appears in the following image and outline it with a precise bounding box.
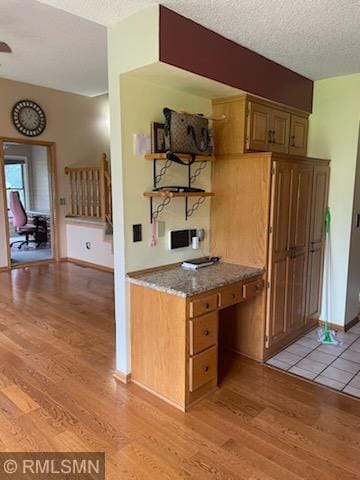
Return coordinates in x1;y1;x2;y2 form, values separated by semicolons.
203;366;209;373
203;329;210;336
231;293;236;299
204;303;210;309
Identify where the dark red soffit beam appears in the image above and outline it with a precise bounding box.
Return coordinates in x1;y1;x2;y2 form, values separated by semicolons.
159;6;313;113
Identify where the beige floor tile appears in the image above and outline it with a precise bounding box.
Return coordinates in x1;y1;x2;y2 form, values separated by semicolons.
347;374;360;389
332;357;360;374
271;350;302;366
307;350;336;365
320;365;354;384
341;349;360;364
266;358;291;371
315;375;346;391
296;358;327;374
284;343;312;358
297;337;319;349
348;342;360;353
317;343;347;355
343;385;360;398
288;366;317;380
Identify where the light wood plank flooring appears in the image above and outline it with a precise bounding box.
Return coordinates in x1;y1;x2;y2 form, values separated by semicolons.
0;262;359;479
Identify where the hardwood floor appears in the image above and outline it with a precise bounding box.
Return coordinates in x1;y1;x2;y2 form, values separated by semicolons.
0;262;359;479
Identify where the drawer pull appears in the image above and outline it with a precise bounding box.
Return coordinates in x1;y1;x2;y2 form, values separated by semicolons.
203;329;210;336
231;293;236;299
203;366;209;373
204;303;210;309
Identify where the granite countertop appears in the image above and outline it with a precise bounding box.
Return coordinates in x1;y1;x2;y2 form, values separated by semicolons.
127;262;264;297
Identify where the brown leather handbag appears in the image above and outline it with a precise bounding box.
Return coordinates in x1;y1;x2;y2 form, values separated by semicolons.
163;108;213;164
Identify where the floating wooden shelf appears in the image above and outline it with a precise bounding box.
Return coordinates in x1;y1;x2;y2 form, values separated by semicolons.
144;153;215;162
144;191;214;198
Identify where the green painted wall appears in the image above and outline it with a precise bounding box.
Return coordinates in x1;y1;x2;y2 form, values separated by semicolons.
308;74;360;326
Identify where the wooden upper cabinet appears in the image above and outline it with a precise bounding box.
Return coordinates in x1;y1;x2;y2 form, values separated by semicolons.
212;95;309;156
289;115;309;156
212;97;247;155
247;102;271;151
269;109;290;154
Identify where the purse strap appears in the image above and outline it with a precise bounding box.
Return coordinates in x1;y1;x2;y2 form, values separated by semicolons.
166;151;196;166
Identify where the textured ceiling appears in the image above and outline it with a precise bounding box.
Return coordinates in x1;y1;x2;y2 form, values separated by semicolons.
2;0;360;97
36;0;360;80
0;0;107;96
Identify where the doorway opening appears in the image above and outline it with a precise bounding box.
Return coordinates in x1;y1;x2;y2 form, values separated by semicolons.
1;139;57;267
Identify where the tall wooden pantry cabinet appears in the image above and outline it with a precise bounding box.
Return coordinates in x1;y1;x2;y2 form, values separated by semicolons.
210;96;329;360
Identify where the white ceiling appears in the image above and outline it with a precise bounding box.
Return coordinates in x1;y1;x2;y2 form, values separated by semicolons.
0;0;107;96
1;0;360;97
36;0;360;82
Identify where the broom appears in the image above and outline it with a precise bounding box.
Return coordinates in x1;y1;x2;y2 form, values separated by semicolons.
317;207;340;345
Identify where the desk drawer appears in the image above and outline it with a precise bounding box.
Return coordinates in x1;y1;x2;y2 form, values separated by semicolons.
243;278;264;300
219;283;243;308
189;347;217;392
189;312;218;355
189;293;218;318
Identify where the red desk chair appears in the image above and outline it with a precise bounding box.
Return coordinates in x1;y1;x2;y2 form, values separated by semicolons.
9;191;39;249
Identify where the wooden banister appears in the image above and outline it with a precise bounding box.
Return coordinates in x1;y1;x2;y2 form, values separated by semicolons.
65;153;112;223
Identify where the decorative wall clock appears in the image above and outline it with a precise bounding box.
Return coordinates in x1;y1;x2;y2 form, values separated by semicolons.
12;100;46;137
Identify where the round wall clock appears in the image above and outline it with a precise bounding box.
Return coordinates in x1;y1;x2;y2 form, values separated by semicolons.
12;100;46;137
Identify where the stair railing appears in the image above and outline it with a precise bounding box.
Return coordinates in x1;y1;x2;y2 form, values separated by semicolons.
65;153;112;222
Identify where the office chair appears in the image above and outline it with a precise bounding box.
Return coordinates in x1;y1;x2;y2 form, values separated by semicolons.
9;191;39;249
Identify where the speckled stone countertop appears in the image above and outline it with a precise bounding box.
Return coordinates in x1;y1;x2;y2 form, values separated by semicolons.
127;262;264;297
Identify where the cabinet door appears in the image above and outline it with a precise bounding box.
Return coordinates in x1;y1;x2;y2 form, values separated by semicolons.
289;115;308;156
306;166;330;319
286;165;313;334
269;109;290;154
266;162;293;347
247;102;271;151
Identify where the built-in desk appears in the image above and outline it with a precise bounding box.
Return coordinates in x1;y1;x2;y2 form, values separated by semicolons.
127;262;264;411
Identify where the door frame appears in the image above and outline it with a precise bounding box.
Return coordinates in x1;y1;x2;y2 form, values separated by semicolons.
0;136;59;268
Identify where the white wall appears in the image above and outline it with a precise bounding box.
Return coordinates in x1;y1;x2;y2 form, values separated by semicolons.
308;74;360;326
345;132;360;324
108;5;159;375
29;145;50;213
120;74;212;272
66;222;113;269
0;77;110;267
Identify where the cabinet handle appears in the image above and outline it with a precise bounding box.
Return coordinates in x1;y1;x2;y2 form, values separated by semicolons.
203;329;210;336
291;135;296;147
272;130;276;144
268;130;273;144
204;303;210;309
231;293;236;299
203;366;209;373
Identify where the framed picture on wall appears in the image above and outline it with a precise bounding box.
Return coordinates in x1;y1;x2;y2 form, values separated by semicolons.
151;122;166;153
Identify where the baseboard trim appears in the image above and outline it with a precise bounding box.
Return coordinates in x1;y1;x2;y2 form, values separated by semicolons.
60;257;114;273
113;370;131;384
318;319;345;332
131;378;185;411
345;314;360;332
11;259;57;269
317;316;359;332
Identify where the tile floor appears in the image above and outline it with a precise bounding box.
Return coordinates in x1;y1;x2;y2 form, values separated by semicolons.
266;323;360;398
